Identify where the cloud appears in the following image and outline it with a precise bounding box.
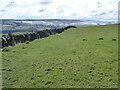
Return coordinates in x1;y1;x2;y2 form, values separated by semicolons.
97;2;102;8
1;10;6;12
38;9;45;12
39;0;53;5
0;0;119;20
6;1;16;7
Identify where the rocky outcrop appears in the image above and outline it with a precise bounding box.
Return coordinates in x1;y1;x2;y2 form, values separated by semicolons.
0;25;77;48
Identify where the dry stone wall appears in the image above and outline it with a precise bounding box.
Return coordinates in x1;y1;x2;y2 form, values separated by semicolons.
0;26;77;48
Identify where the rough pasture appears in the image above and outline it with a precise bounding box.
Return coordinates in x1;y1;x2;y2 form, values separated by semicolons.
2;24;118;88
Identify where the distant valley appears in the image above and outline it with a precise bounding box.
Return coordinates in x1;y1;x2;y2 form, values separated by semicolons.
0;19;117;34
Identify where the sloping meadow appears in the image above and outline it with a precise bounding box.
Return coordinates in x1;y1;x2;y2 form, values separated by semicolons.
2;24;118;88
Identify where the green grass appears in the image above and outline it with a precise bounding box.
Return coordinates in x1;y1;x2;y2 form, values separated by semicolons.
2;24;118;88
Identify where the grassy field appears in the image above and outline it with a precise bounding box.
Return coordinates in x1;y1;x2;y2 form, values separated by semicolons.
2;24;118;88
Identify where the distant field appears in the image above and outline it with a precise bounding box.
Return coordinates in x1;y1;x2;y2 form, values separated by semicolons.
2;24;118;88
0;25;51;34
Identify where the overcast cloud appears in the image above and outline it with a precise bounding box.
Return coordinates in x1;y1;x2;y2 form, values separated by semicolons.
0;0;119;20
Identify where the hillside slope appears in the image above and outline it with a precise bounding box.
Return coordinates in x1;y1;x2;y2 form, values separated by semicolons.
2;24;118;88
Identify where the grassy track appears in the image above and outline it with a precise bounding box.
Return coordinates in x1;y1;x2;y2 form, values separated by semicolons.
2;24;118;88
